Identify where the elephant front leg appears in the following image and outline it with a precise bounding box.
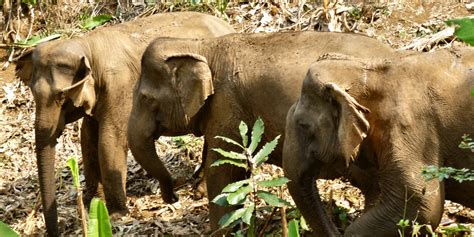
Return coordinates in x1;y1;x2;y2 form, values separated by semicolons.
97;122;129;217
191;141;207;200
344;163;444;237
81;117;104;206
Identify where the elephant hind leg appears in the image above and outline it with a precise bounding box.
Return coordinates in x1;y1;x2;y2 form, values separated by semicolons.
81;117;104;206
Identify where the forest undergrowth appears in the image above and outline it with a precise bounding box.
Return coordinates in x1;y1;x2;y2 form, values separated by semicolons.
0;1;473;235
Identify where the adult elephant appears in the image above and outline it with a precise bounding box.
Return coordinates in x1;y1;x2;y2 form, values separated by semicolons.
15;12;235;236
283;50;474;236
127;31;397;230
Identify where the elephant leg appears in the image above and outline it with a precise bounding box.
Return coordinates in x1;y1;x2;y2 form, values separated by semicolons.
347;164;380;211
345;158;444;236
445;179;474;209
205;139;246;231
97;121;129;217
192;141;207;200
81;117;104;206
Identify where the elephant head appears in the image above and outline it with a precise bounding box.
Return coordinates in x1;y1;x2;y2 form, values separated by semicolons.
16;39;95;236
283;65;370;236
127;38;213;203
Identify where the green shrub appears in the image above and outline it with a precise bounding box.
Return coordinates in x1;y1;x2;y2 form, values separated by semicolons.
211;118;307;236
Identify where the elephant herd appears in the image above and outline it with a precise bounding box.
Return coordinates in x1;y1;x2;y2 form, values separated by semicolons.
14;11;474;236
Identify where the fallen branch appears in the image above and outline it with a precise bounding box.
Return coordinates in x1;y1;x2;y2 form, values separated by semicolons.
400;26;456;51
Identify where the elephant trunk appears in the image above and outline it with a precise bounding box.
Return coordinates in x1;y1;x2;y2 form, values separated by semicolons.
35;104;65;237
127;105;178;203
287;166;340;236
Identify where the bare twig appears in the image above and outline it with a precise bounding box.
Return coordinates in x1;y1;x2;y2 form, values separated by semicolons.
25;6;35;41
281;206;288;237
77;188;88;237
1;47;15;70
258;207;276;237
24;192;41;234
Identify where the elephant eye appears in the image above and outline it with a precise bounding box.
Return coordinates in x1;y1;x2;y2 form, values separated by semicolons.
296;120;310;131
55;63;75;74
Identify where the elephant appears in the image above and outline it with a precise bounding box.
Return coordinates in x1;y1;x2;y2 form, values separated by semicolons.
14;12;235;236
127;31;399;230
283;49;474;236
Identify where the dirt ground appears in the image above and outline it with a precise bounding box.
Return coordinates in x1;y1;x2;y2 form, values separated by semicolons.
1;1;474;235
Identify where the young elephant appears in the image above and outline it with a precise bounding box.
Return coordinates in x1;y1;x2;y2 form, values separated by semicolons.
127;31;397;230
283;50;474;236
15;12;235;236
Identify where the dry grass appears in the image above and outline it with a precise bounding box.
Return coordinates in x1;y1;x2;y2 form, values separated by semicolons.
0;0;473;235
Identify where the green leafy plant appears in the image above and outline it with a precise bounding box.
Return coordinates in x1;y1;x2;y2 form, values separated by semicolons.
211;118;306;235
0;221;19;237
439;224;471;236
87;198;113;237
15;34;61;48
421;134;474;184
81;15;113;30
422;135;474;183
288;219;300;237
333;206;349;229
422;165;474;183
459;134;474;152
397;187;436;237
445;17;474;46
67;157;113;237
67;157;88;235
171;135;203;154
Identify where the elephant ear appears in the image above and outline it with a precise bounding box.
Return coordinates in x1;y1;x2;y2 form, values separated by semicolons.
60;56;96;115
166;53;214;120
325;82;370;167
15;50;34;86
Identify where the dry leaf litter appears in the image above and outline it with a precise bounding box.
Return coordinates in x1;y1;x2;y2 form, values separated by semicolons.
0;1;473;235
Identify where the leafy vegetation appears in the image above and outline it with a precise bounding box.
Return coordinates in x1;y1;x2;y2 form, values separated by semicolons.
87;198;113;237
211;118;307;235
81;15;113;30
67;157;88;235
14;34;61;47
0;221;19;237
459;134;474;152
67;157;112;236
440;224;471;236
446;18;474;46
422;166;474;183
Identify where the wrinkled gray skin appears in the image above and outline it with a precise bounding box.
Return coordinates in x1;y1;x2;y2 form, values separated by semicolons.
127;31;396;230
15;12;235;236
283;49;474;236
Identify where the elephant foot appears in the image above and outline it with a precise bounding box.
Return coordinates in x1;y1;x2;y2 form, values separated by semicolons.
162;191;179;204
161;177;179;204
192;177;207;200
109;207;129;220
